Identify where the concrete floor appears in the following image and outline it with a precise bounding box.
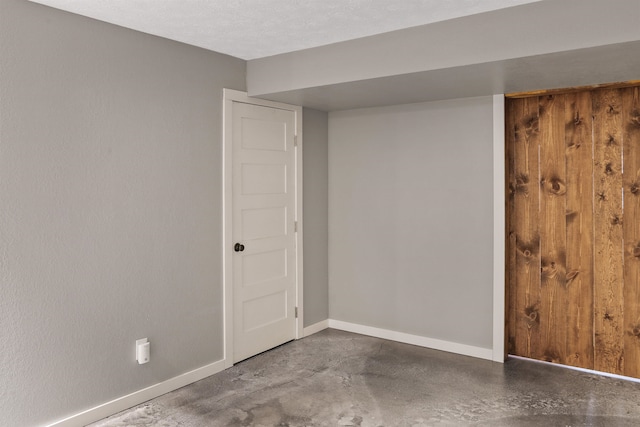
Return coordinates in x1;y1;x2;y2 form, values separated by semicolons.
90;329;640;426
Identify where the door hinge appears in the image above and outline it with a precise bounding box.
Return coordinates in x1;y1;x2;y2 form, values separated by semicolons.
295;307;299;318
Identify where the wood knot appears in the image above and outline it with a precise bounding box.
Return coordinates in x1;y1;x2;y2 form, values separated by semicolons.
633;245;640;258
607;104;619;115
606;134;616;146
515;173;530;196
611;215;621;226
632;326;640;337
631;110;640;127
630;182;639;195
546;177;566;195
516;237;539;262
573;113;582;126
604;313;614;321
605;163;614;175
541;259;559;281
524;116;539;136
516;173;529;185
543;349;560;363
597;191;606;201
524;304;540;325
566;270;579;282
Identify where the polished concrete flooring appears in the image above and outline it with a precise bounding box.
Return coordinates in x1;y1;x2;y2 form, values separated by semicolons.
90;329;640;426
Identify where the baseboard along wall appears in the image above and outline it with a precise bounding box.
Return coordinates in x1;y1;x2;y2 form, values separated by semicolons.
47;360;226;427
327;320;494;361
49;319;492;426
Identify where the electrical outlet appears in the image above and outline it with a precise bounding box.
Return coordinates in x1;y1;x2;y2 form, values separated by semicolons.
136;338;150;364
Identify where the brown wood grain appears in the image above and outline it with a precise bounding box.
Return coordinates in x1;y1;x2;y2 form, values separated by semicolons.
623;87;640;378
538;95;568;364
506;98;518;356
592;88;625;375
511;96;542;359
507;80;640;99
564;91;595;369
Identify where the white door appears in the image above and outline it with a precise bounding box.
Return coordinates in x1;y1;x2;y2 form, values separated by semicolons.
231;101;298;363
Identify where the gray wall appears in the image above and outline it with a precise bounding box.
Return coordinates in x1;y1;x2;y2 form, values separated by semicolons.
328;97;494;349
248;0;640;97
302;108;329;327
0;1;245;425
247;0;640;112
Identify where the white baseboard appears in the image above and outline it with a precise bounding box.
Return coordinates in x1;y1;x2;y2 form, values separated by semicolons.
328;319;494;361
508;355;640;384
47;359;226;427
303;319;329;337
47;321;492;426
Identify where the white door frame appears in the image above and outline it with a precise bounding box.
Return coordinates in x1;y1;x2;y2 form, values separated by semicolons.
222;89;303;368
492;94;506;363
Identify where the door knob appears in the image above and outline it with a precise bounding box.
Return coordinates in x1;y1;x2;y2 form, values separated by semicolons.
234;243;245;252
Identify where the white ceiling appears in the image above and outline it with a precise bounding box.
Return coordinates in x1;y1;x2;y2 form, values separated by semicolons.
29;0;542;60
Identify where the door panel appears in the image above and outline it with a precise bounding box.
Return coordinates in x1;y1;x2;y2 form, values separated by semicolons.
241;207;287;240
232;102;297;363
507;85;640;378
241;164;287;195
242;249;287;287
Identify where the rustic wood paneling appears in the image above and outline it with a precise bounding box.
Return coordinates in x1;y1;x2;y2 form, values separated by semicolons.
508;85;640;378
592;89;625;375
506;99;518;355
623;87;640;378
512;97;542;359
538;95;568;364
506;80;640;100
564;91;595;369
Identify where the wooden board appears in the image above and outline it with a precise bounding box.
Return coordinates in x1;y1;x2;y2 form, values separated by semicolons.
506;80;640;99
623;87;640;378
506;98;518;355
538;95;568;364
511;96;542;359
592;88;625;375
564;91;594;369
508;85;640;378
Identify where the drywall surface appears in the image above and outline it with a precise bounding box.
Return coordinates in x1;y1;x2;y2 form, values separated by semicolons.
0;1;245;425
328;97;494;349
249;0;640;96
248;0;640;111
302;108;329;326
249;41;640;112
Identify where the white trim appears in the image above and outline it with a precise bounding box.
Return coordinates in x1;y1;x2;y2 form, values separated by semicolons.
492;94;506;363
303;319;330;337
328;320;494;361
222;89;234;368
509;355;640;384
222;89;304;366
294;105;304;340
47;360;226;427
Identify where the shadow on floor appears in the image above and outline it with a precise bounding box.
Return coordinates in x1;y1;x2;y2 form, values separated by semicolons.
89;329;640;426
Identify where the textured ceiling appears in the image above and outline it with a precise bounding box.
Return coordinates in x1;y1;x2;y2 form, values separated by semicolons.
29;0;542;60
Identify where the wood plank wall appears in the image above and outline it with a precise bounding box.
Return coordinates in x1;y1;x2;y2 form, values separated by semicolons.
507;85;640;377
